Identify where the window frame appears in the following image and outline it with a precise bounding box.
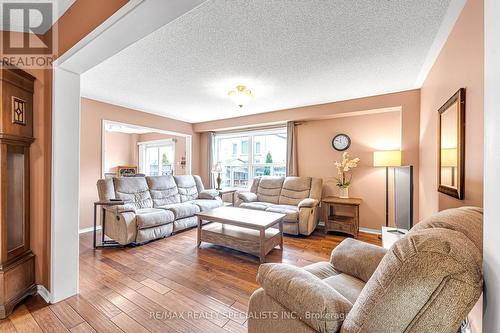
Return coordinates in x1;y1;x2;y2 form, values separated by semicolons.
213;127;287;188
138;139;176;176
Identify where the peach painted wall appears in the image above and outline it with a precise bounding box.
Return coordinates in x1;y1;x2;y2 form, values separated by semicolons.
80;98;198;230
419;0;484;218
104;132;138;173
297;111;401;230
195;90;421;228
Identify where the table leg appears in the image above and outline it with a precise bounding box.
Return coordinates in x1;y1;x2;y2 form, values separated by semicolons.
197;216;202;247
279;219;283;250
93;204;97;249
324;203;329;234
101;207;106;244
259;229;266;263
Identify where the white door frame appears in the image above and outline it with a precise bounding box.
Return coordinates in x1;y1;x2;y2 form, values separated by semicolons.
484;0;500;331
49;0;206;303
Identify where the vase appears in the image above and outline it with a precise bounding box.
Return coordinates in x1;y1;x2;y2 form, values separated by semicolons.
338;187;349;198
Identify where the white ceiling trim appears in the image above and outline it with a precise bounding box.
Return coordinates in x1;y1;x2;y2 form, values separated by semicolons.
414;0;467;86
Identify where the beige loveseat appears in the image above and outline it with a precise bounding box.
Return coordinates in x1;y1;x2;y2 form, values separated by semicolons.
237;176;323;236
248;206;483;333
96;175;222;245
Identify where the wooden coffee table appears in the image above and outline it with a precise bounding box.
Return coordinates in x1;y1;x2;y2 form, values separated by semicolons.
196;207;285;263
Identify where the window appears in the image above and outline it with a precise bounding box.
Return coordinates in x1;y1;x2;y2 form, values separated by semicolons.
139;140;175;176
213;128;287;188
241;140;249;155
255;141;261;155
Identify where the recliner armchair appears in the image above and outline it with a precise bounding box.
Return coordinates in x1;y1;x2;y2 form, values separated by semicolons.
248;206;483;333
237;176;323;236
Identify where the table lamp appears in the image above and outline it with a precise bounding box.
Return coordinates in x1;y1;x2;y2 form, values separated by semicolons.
373;150;402;228
212;162;223;190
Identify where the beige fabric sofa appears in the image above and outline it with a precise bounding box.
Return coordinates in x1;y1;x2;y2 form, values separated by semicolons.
96;175;222;245
248;206;483;333
237;176;323;236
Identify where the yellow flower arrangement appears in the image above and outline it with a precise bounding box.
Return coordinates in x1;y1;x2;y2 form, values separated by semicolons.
334;152;360;188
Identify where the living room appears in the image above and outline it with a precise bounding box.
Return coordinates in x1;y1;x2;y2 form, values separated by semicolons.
0;0;498;332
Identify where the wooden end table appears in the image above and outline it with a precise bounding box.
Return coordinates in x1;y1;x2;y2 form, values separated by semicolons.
217;188;238;206
322;196;362;238
93;200;125;249
196;207;285;263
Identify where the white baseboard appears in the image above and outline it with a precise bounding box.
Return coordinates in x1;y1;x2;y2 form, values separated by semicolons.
79;225;101;234
37;285;53;303
359;227;382;235
319;221;381;235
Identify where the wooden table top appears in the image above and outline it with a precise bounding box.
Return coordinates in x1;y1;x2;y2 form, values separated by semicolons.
94;200;125;206
217;188;239;194
322;196;362;206
196;206;285;229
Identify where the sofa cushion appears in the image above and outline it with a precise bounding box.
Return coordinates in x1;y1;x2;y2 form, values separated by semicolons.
266;204;299;221
257;263;352;333
159;202;200;219
323;273;365;305
146;175;181;206
240;202;275;211
113;177;153;209
135;208;174;229
190;199;223;211
256;177;285;204
303;262;340;280
279;177;311;206
174;175;200;202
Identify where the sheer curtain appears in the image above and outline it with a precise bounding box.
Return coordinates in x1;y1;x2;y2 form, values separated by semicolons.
286;121;298;176
207;131;215;188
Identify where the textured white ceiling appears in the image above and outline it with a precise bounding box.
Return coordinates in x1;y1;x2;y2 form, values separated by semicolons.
81;0;453;123
0;0;76;33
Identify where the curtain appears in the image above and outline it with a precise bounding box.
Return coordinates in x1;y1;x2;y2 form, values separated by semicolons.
286;121;298;176
207;131;215;188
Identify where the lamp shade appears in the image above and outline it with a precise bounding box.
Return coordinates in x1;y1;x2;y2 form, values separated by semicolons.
373;150;402;167
212;162;223;173
441;148;457;167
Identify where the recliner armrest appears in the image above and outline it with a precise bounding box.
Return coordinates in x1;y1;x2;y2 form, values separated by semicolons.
198;189;219;199
104;204;136;214
330;238;387;282
298;198;319;209
257;263;352;333
238;191;257;202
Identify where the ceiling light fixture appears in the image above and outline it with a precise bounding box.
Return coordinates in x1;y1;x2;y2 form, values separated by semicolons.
228;85;253;108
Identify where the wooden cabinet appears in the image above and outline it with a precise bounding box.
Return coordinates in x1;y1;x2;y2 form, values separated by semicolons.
0;62;36;319
322;196;362;238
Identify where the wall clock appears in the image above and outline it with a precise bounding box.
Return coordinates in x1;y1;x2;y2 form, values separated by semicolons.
332;134;351;151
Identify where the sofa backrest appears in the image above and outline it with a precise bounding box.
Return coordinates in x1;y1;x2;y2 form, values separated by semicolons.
278;177;311;205
342;207;483;333
146;175;181;206
113;177;153;209
173;175;204;202
254;177;285;204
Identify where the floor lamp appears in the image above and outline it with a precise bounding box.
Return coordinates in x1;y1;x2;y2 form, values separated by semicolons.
373;150;402;229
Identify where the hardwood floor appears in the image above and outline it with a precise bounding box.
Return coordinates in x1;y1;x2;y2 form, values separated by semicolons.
1;227;380;333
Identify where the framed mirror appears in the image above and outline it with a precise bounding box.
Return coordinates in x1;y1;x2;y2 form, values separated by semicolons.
438;88;465;199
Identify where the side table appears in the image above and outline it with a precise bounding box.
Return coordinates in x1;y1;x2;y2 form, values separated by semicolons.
322;196;362;238
218;188;238;206
93;200;125;249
